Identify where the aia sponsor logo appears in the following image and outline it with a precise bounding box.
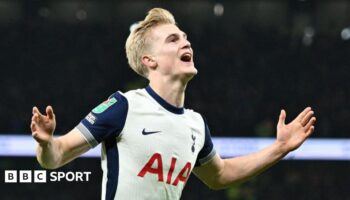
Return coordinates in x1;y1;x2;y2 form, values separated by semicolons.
137;153;191;186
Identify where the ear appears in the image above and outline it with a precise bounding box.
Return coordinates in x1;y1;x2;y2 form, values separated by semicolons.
141;55;157;70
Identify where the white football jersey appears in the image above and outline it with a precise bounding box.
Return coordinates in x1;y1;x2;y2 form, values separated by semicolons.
76;86;216;200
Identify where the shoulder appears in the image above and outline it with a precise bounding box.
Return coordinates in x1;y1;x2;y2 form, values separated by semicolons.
108;88;146;107
122;88;148;100
77;91;130;146
91;91;128;115
184;108;205;124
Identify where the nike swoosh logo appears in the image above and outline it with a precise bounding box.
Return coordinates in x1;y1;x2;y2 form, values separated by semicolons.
142;128;161;135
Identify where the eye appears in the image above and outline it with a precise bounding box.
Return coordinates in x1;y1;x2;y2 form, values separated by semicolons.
167;35;179;43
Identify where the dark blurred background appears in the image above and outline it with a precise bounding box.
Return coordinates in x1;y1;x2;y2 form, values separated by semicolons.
0;0;349;199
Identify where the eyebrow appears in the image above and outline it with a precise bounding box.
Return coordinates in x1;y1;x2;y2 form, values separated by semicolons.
165;32;187;41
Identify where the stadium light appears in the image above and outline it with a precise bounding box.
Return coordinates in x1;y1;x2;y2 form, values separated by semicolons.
340;27;350;40
1;135;350;161
129;22;139;32
213;3;224;17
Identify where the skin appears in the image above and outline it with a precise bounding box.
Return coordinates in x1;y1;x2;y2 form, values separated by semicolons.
31;23;316;189
31;106;89;169
143;24;197;107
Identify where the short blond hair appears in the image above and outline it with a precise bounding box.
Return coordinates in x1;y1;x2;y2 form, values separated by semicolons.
125;8;176;78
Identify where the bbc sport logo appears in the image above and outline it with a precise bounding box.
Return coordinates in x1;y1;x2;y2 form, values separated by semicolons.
4;170;91;183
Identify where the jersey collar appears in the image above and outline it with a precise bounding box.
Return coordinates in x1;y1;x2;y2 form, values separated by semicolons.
145;86;185;115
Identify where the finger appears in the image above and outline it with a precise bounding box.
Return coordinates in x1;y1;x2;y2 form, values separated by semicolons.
32;132;44;144
304;117;316;133
33;113;41;123
33;107;44;121
295;107;312;122
30;121;36;132
277;109;286;128
31;114;36;122
31;110;39;121
32;131;50;145
46;105;55;120
31;122;42;142
301;110;314;126
33;106;43;115
31;122;41;142
305;125;315;137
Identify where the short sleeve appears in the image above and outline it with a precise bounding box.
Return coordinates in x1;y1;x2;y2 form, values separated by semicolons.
76;92;128;148
195;117;216;167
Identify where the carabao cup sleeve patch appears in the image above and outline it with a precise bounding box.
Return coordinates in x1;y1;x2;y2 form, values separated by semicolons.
92;97;118;114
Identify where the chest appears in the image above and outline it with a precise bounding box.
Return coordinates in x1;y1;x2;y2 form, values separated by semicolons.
121;109;204;161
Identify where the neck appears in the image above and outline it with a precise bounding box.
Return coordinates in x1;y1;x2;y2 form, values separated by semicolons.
149;78;187;108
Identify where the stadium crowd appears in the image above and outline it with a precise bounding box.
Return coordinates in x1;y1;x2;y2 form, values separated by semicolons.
1;3;349;199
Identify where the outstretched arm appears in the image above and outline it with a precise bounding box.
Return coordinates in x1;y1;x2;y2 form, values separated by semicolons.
193;107;316;189
31;106;90;169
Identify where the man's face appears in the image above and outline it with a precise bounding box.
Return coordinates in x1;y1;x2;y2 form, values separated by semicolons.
147;24;197;81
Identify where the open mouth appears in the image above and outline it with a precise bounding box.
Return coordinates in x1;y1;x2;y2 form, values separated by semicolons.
180;53;192;62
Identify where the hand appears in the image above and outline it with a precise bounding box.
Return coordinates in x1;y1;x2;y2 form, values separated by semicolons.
31;106;56;145
276;107;316;153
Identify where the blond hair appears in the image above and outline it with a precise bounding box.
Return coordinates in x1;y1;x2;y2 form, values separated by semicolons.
125;8;176;78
